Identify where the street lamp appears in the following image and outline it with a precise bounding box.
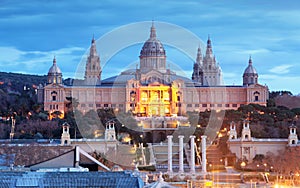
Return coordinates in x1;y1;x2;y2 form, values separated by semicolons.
263;163;267;172
241;161;246;169
241;161;246;183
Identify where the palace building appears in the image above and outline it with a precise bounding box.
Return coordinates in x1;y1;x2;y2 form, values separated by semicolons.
38;24;268;119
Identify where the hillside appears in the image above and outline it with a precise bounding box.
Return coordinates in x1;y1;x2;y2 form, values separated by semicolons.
0;72;47;115
274;94;300;109
0;72;47;92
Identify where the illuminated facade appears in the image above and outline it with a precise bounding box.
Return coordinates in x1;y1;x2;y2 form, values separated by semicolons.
40;24;268;120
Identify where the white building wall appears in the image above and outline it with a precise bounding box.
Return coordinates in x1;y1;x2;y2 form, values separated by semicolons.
228;140;287;162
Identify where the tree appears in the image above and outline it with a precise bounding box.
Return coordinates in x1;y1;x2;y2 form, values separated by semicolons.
267;99;276;107
291;108;300;116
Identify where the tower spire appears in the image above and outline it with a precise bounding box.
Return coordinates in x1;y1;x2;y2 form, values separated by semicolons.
85;36;101;85
196;45;202;64
150;21;156;39
90;35;97;57
92;34;95;44
53;56;56;65
207;34;211;48
249;55;252;65
206;35;213;57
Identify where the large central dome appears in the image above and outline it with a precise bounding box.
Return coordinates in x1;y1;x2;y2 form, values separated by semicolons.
139;23;167;73
140;24;166;57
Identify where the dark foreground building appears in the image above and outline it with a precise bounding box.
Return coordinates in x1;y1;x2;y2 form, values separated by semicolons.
0;171;144;188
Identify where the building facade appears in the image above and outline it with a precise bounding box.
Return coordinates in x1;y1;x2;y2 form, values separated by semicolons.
40;24;269;119
227;121;299;162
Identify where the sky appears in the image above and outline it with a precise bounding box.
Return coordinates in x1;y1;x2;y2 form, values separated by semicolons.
0;0;300;95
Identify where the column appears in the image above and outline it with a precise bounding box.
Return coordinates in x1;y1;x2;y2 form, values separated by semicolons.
167;135;173;173
190;135;196;173
201;135;207;173
178;135;184;173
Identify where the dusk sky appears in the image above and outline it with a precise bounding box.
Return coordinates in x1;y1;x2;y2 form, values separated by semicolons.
0;0;300;94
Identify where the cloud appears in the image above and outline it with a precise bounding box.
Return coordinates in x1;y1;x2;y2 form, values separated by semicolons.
0;46;24;63
260;74;300;94
238;49;271;55
269;65;293;74
0;46;85;75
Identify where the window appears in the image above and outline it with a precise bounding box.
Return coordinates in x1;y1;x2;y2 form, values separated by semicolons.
52;95;56;101
187;104;192;107
111;104;116;108
232;104;238;107
202;104;207;107
255;96;259;101
195;104;199;107
96;104;101;108
225;104;230;107
177;96;181;101
88;104;93;107
217;104;222;107
81;104;86;107
104;104;109;107
50;105;52;110
210;104;215;107
119;104;123;108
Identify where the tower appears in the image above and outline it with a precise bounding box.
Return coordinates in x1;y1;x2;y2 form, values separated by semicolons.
45;57;65;119
47;57;62;84
85;36;102;85
201;36;222;86
139;23;166;73
229;121;237;140
61;122;71;146
241;120;251;141
105;121;116;141
192;47;204;84
243;57;258;86
288;125;298;146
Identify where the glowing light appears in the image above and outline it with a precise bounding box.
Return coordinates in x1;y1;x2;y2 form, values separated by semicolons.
123;136;131;143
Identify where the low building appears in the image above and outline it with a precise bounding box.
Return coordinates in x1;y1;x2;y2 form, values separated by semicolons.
227;121;298;162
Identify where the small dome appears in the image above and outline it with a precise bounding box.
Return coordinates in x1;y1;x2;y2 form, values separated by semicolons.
243;57;257;75
140;24;166;57
48;57;62;74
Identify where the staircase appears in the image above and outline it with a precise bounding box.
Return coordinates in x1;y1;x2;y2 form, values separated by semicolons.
206;144;226;171
210;173;242;184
